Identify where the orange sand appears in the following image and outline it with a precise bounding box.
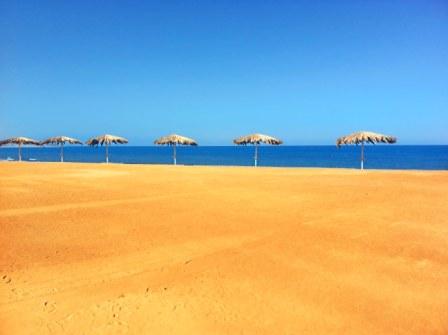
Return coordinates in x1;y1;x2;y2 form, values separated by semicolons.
0;162;447;334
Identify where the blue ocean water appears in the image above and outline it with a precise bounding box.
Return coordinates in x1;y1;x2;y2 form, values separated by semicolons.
0;145;447;170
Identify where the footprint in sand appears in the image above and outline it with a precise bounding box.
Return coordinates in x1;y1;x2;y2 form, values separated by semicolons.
2;274;12;284
46;321;64;334
43;300;57;313
2;275;29;300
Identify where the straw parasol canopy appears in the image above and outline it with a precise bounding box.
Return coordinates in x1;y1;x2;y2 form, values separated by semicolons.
86;134;128;163
41;136;82;162
336;131;397;170
233;133;282;167
0;137;41;161
154;134;198;165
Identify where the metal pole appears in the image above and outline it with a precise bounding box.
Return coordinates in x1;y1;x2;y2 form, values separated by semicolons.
254;144;258;167
361;141;364;170
61;143;64;162
173;143;177;165
106;143;109;163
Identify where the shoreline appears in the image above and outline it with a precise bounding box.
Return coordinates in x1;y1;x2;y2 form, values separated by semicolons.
1;161;447;173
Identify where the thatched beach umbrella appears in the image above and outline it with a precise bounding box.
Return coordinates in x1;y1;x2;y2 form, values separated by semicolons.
233;133;282;167
41;136;82;162
154;134;197;165
336;131;397;170
0;137;41;161
86;134;128;163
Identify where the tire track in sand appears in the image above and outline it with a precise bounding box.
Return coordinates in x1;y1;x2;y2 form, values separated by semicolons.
0;231;269;309
0;191;210;217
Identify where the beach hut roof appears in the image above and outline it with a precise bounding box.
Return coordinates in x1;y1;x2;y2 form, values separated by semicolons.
336;131;397;147
86;134;128;146
41;136;82;145
233;133;282;145
0;137;41;146
154;134;198;146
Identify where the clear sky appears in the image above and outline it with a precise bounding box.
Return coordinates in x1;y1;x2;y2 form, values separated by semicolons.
1;0;447;145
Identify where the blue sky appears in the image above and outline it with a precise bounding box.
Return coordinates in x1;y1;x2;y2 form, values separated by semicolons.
1;0;447;145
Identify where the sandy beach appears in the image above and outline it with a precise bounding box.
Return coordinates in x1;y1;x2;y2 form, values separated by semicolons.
0;162;447;334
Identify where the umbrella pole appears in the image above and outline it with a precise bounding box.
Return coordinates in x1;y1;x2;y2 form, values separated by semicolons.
18;143;22;162
61;143;64;162
254;143;259;167
361;141;364;170
106;143;109;163
173;144;177;165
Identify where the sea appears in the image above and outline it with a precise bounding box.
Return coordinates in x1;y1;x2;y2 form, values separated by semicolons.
0;145;447;170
